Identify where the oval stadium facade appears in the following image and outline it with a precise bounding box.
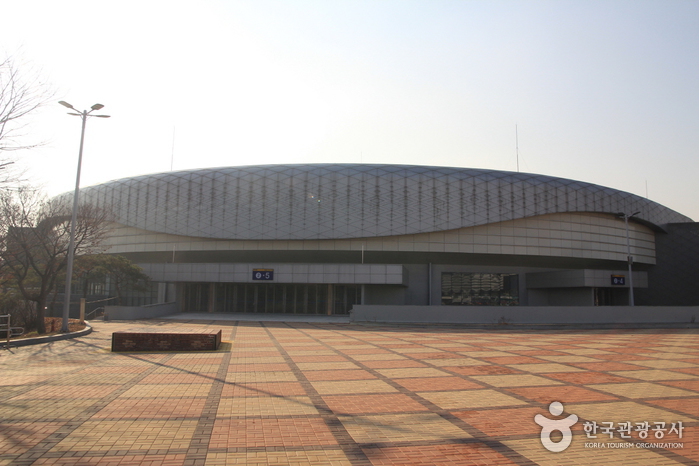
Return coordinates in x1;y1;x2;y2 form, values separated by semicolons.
70;164;697;313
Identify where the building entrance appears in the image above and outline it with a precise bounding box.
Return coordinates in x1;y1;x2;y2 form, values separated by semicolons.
182;283;360;315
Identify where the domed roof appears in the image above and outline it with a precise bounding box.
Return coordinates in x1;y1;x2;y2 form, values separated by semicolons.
69;164;691;240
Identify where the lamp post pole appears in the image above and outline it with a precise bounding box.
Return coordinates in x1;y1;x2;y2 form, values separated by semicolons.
58;101;109;333
619;211;640;307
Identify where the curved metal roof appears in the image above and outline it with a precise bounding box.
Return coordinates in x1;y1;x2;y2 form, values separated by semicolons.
68;164;691;240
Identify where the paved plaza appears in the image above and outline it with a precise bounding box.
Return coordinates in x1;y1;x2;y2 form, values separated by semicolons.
1;319;698;465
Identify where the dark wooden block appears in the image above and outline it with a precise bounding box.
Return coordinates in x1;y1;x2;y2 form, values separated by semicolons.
111;330;222;352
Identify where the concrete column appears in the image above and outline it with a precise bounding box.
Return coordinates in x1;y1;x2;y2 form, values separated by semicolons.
79;298;86;324
327;284;333;315
208;284;215;313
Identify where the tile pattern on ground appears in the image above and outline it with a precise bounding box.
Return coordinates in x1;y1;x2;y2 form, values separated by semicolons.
0;320;698;465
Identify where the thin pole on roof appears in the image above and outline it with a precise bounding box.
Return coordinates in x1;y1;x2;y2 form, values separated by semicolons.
171;126;176;171
516;124;520;172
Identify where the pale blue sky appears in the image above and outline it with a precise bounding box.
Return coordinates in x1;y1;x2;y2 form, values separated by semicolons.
3;0;698;219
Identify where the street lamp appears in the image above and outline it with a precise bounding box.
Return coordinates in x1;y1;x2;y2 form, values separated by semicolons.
617;211;640;306
58;101;110;333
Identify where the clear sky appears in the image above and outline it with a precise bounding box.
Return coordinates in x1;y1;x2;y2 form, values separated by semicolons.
2;0;698;220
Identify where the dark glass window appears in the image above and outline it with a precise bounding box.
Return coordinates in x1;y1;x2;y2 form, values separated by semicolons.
441;273;519;306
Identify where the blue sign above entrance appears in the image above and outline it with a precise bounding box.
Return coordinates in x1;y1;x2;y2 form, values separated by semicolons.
611;275;626;286
252;269;274;281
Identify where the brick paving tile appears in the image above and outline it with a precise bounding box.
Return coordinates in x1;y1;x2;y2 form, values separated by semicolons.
394;376;484;392
350;353;408;361
338;413;470;443
11;385;122;400
227;350;280;358
428;358;486;367
303;370;377;381
277;345;328;351
312;379;399;395
226;363;291;372
480;356;547;365
507;350;567;357
362;443;520;465
295;361;362;370
91;399;206;419
416;352;464;359
216;396;320;416
586;382;697;398
228;355;286;363
469;374;563;387
444;365;521;376
647;398;699;417
139;373;218;384
569;361;651;371
374;368;451;378
610;369;699;381
419;389;527;410
505;363;585;373
205;449;354;465
565;400;697;423
167;356;225;364
341;348;394;355
118;384;213;398
505;385;619;403
543;371;639;384
453;407;545;436
219;381;307;397
76;366;152;374
659;379;699;392
0;374;50;387
0;422;65;455
50;420;199;453
638;352;699;360
287;355;349;362
4;321;699;466
590;353;654;361
361;359;429;369
504;438;685;465
323;394;429;414
209;418;339;448
31;454;187;465
628;360;699;369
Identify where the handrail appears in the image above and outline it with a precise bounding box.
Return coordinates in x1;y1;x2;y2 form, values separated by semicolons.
0;314;9;349
85;307;105;320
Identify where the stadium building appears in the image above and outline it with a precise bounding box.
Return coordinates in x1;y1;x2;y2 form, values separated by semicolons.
71;164;698;314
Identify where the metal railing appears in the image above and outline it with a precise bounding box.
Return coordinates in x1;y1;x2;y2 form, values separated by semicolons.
0;314;24;350
84;307;105;321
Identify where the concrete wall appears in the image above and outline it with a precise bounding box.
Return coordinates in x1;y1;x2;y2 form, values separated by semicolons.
528;288;595;306
139;263;406;285
105;302;178;320
350;305;699;325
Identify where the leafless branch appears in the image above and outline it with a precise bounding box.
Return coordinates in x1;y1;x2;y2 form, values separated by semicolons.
0;54;54;154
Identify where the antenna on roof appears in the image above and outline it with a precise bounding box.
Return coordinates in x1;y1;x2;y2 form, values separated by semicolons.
516;124;520;172
170;126;176;171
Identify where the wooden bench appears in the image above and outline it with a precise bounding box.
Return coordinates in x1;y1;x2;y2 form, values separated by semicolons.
111;330;222;352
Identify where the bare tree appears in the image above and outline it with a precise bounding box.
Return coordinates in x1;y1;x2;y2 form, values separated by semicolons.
0;54;54;186
0;188;112;334
0;55;52;153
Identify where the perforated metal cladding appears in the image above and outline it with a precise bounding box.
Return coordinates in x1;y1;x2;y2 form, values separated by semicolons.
66;164;692;240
